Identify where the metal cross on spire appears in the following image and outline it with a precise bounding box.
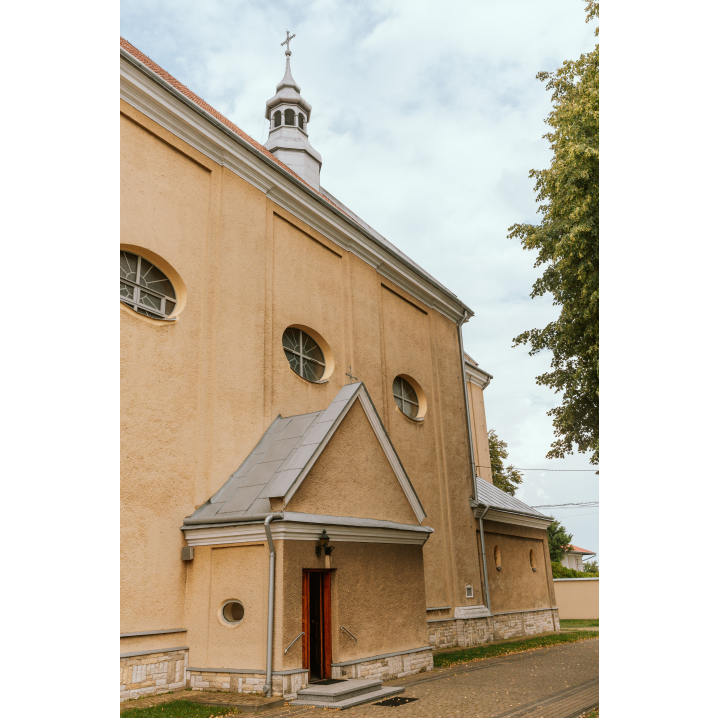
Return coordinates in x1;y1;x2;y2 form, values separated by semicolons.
281;30;296;56
345;366;360;384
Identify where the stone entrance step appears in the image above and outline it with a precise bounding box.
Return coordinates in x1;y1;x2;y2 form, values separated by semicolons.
292;678;405;710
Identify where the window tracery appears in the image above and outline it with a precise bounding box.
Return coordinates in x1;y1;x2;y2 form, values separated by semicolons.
393;377;420;419
120;251;176;319
282;328;326;382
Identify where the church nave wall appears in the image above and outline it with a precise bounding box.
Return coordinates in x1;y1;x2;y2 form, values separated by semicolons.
121;97;484;665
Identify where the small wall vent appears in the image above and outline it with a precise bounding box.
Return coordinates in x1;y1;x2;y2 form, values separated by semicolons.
465;585;474;598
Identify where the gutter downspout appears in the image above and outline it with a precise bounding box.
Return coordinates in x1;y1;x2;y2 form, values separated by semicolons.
477;503;492;615
262;513;283;696
458;310;478;501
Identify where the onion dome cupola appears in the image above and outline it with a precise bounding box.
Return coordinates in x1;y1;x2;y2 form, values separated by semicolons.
264;32;323;190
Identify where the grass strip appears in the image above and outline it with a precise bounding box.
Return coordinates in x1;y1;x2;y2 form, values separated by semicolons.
560;619;599;628
122;699;241;717
433;630;599;668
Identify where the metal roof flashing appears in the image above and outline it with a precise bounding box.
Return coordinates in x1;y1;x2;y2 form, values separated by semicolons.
470;480;551;520
183;382;427;528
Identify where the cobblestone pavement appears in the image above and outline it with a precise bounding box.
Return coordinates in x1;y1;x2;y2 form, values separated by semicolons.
260;637;599;718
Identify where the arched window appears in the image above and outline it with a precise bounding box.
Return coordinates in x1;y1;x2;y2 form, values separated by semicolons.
529;549;537;572
298;113;305;129
285;109;295;126
273;111;281;127
282;327;326;382
393;377;420;419
120;251;176;319
494;545;502;571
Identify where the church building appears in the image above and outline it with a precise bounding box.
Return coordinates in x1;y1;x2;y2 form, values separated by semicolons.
120;35;559;704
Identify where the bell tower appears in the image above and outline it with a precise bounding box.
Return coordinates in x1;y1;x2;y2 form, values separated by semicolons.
264;32;323;190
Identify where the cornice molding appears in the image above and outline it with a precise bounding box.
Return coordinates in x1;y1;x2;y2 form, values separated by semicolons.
465;362;492;389
183;520;432;547
474;508;553;529
120;52;471;324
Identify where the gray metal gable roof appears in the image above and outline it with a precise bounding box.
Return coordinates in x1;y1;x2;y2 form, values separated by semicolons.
473;478;550;519
187;382;426;525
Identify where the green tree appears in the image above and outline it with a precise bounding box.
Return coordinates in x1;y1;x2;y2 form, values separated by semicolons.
546;519;574;563
508;1;599;465
583;558;599;575
488;429;523;496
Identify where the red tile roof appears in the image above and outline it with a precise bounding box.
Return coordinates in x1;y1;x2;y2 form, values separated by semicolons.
569;544;595;554
120;37;342;211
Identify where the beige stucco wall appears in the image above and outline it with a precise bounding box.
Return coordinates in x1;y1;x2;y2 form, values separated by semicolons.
178;538;428;672
553;579;599;619
184;543;270;669
480;521;556;614
467;379;492;484
280;540;429;670
120;97;482;640
286;400;418;524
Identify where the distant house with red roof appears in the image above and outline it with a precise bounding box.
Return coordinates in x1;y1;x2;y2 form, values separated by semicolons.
561;544;596;572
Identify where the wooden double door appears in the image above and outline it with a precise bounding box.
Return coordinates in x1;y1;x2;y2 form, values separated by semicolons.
302;570;332;681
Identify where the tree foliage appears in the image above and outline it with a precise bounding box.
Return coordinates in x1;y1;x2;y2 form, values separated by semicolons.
508;1;599;464
488;429;523;496
551;561;596;579
546;519;574;563
582;558;599;575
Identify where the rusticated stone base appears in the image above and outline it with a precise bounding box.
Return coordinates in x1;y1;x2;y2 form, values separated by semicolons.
331;648;434;681
120;648;187;702
428;608;560;650
188;669;307;700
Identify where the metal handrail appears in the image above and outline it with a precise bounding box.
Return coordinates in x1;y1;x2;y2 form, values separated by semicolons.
340;626;357;642
284;631;304;655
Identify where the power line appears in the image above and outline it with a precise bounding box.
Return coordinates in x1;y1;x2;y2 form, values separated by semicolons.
548;511;598;519
532;502;598;508
476;465;598;473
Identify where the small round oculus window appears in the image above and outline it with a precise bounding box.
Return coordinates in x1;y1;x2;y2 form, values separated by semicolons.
282;328;326;382
120;251;176;319
222;601;245;624
393;377;419;419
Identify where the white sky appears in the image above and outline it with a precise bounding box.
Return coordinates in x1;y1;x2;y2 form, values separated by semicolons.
121;0;599;562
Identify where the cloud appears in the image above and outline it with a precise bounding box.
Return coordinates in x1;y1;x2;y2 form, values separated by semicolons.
121;0;599;558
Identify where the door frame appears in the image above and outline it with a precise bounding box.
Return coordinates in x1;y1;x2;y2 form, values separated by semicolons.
302;569;333;679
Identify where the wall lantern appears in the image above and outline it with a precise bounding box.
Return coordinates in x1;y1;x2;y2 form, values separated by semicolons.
316;529;335;557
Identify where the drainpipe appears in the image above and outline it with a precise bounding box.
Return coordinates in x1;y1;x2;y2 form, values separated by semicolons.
477;503;492;615
262;513;283;697
457;311;478;501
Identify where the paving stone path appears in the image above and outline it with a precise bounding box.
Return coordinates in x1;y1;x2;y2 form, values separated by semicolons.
260;637;599;718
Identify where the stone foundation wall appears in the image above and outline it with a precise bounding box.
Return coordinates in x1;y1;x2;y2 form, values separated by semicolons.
428;608;559;650
120;648;187;702
331;648;434;682
188;670;307;700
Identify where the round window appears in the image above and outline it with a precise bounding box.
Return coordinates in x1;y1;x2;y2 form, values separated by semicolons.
393;377;420;419
120;251;176;319
282;327;326;382
221;601;245;624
